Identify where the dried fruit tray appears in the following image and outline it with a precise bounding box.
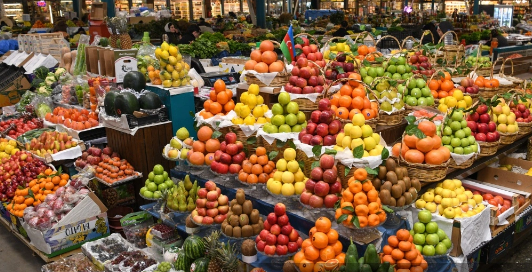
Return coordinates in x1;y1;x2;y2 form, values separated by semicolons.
41;253;99;272
94;171;142;187
82;233;135;270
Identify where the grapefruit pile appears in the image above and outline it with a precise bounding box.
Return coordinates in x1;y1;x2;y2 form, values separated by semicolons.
200;80;235;119
335;168;387;228
186;126;220;166
245;41;284;73
330;75;378;122
381;229;428;272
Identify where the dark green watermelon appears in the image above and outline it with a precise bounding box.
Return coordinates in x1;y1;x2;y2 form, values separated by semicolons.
174;248;193;272
139;91;162;109
183;235;205;259
123;71;146;92
104;91;119;116
114;92;139;116
190;257;209;272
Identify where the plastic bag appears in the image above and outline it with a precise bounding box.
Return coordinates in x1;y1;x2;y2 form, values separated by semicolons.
73;34;90;76
30;94;54;118
74;77;89;106
15;91;36;112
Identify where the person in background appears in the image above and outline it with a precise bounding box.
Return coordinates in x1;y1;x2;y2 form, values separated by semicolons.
198;17;211;27
422;21;440;44
179;24;201;44
333;21;349;37
490;29;508;48
52;20;69;38
163;22;181;44
437;20;454;45
452;9;458;19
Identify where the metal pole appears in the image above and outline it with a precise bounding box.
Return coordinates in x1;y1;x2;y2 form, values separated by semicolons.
257;0;266;27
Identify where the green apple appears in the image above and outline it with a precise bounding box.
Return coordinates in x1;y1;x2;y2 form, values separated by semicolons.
425;233;440;245
291;125;303;132
279;124;292;133
376;67;385;77
285;113;297;126
165;179;174;188
418;210;432;223
450;138;462;147
286;102;299;114
154;175;165;184
416;78;426;88
163;171;169;180
422;245;436;256
413;233;426;245
435;242;448;255
413;222;426;234
297;111;306;124
153;191;162;199
443;127;453;136
425;222;439;233
140;187;147;195
278;92;290;106
387;65;397;74
272;104;284;115
148;172;155;181
437;229;447;241
461;138;470;147
147;182;158;192
454;147;464;154
271;115;286;126
158;183;167;191
153;164;164;175
406;97;418;106
417;97;428;106
143;190;154;198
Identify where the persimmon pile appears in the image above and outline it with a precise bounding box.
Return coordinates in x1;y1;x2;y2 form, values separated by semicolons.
392;120;451;165
199;80;235;119
294;217;345;272
381;229;428;272
94;157;138;184
45;107;99;130
238;147;275;184
335;168;387;227
427;71;454;99
186;126;220;166
330;75;378;122
245;40;284;73
474;75;500;89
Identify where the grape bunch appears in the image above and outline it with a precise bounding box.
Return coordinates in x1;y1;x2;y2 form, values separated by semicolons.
154;262;172;272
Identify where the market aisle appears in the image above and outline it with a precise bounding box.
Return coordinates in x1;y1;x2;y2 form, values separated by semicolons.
0;229;45;271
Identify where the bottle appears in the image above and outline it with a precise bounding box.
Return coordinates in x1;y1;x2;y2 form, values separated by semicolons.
490;38;498;56
461;39;466;46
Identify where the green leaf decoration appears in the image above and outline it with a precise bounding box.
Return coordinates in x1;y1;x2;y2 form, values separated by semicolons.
268;151;279;161
353;145;364;159
405;115;416;125
381;148;389;160
337;214;348;224
363;60;371;67
345;167;350;177
388;80;398;87
288;140;296;150
365;167;378;176
298;161;305;171
311;161;320;170
382;205;394;213
342;206;355;212
211;130;222;139
312;145;323;158
325;149;337;155
189;111;195;117
276;140;287;148
336;66;345;74
246;136;257;145
351;215;360;228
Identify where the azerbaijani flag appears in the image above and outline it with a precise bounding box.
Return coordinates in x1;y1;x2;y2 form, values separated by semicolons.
281;25;296;63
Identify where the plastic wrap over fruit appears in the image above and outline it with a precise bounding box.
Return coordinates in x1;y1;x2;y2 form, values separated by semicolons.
52;198;65;214
36;217;52;231
23;207;37;221
63;191;81;205
28;217;39;228
45;194;58;204
55;186;66;197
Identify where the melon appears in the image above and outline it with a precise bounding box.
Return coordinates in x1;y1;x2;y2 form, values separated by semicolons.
139;91;162;109
114;92;140;116
123;71;146;93
104;91;119;116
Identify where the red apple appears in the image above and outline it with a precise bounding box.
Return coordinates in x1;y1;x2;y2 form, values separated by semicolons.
267;212;277;225
324;194;339;208
329;181;342;194
319;154;335;169
277;234;289;245
310;111;321;123
257;240;266;251
277;214;289;226
276;245;288;255
270;224;281;235
281;224;294;236
265;233;277;245
287;242;299;253
308;195;324;208
264;245;277;255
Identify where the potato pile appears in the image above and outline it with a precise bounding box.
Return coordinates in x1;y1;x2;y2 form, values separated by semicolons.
373;158;421;207
222;189;264;238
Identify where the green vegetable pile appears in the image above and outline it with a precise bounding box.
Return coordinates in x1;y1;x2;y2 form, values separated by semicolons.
177;32;251;59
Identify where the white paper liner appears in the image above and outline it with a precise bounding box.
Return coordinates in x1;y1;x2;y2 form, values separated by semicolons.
43;120;58;128
98;110;139;136
241;66;293;87
256;128;300;145
282;90;323;102
450;143;480;165
241;254;257;263
32;143;83;162
326;84;342;95
195;110;236;129
377;96;403;104
379;105;404;115
293;140;335;158
237;123;264;137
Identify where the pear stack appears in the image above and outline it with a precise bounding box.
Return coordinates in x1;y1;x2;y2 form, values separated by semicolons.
167;175;199;212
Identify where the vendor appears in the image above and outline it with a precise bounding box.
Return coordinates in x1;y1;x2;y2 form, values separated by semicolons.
490;29;509;48
179;24;201;44
52;20;69;39
422;22;440;44
163;23;181;44
437;20;455;45
333;21;349;37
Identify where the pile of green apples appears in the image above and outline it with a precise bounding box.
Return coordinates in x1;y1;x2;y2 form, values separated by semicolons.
411;210;453;256
263;92;307;133
400;77;435;107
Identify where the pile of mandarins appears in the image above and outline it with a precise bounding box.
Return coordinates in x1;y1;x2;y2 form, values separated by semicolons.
200;80;235;119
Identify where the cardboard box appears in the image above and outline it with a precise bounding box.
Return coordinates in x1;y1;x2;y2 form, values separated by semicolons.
466;248;482;272
98;48;107;76
21;192;110;257
90;2;107;21
477;157;532;194
114;49;138;83
480;223;515;263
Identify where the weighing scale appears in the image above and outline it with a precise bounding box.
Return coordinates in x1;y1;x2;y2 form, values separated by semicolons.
200;71;240;87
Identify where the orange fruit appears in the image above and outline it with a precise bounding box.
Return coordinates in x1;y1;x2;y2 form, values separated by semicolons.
368;214;380;226
358;45;369;56
397;229;411;241
259;40;274;52
391;248;405;260
353;192;368;206
250;50;262;62
404;135;419;148
319;246;336;261
382;254;396;265
416;137;435;153
326;229;339;244
383;245;394;255
312;232;329;249
315;217;332;233
245;60;257;70
404;150;425;164
425;149;446;165
339;95;352;107
362;180;374;192
353;168;367;181
301;238;313;250
304;245;320;261
336;107;349;119
355;204;369;216
349;179;363;194
392;143;409;157
197;126;213;141
388;235;399;247
396;259;411;269
340;84;353;96
418;120;437;137
298;259;314;272
294;251;306;264
261;51;277;65
331;240;342;255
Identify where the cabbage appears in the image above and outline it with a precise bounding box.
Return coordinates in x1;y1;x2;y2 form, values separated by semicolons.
36;104;51;118
54;68;67;78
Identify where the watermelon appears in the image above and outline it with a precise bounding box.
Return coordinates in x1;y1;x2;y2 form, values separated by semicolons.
114;92;140;116
174;248;193;272
139;91;162;109
104;91;119;116
183;235;205;260
190;257;209;272
123;71;146;93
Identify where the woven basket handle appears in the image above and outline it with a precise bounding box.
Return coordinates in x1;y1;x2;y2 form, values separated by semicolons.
490;57;504;80
355;32;376;47
306;60;326;75
364;52;384;62
420;30;435;44
294;33;321;50
401;36;417;50
326;77;371;96
375;35;403;50
499;58;514;77
437;31;460;44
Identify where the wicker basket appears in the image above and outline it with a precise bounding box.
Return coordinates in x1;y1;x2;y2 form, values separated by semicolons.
404;74;435;114
500;58;525;86
518;122;532;135
474;43;492;77
369;77;405;125
375;35;403;51
296;149;319;178
434;31;465;67
336;163;356;189
448;154;477;169
398;156;449;182
294;33;321;50
290;60;327;111
478;141;499;157
499;131;518;145
527;137;532;161
262;139;289;161
245;40;290;87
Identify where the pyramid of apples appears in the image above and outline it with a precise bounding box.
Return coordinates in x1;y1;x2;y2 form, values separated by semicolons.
191;180;229;225
300;154;342;208
511;102;532;123
256;203;302;256
466;104;500;142
441;110;478;155
298;98;342;146
285;55;325;94
211;132;245;175
263;93;306;133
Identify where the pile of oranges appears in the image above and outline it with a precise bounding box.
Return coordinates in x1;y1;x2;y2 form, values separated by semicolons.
335;168;387;227
187;126;220;166
474;75;499;89
6;168;69;218
294;217;345;272
381;229;428;272
330;74;378;121
200;80;235;119
427;72;454;99
45;107;99;131
238;147;275;184
245;40;284;73
355;45;379;61
147;65;162;85
94;157;138;184
392;120;450;165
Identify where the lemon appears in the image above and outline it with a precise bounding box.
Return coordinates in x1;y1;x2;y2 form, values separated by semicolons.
253;106;264;118
183;62;190;70
160;50;169;60
244;115;255;125
247;94;257;108
457;100;467;109
179;70;187;78
336;43;344;51
168;46;178;57
453;90;464;101
166;64;174;73
176;53;183;62
248;84;260;95
159;60;167;68
168;56;177;65
464;95;472;107
163;80;172;88
234;103;243;116
240;92;249;104
257;117;267;124
323;50;331;59
438;103;448;113
161;42;169;51
446;97;457;108
440;97;446;105
257;95;264;105
172;79;181;87
174;62;183;72
172;70;180;80
262;104;269;112
155;48;162;58
232;117;244;124
239;105;251;117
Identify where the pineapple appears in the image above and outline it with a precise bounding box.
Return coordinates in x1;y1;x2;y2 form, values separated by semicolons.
205;235;238;272
104;17;119;48
113;17;132;49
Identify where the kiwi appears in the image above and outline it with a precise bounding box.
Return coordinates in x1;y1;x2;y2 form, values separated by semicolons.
250;209;260;224
241;239;257;256
236;189;246;205
378;166;387;179
411;178;421;191
395;168;404;180
230;199;238;208
227;211;233;219
239;214;250;226
232;204;243;215
391;184;403;199
242;200;253;215
403;177;411;189
408;187;418;200
386;171;398;184
397;180;406;194
252;223;262;235
225;224;233;236
283;260;297;272
379;190;391;205
396;196;406;207
372;178;382;191
230;215;239;227
233;226;242;238
242;225;253;237
386;158;397;172
403;192;413;205
388;197;397;207
221;221;228;231
381;181;393;192
400;167;409;179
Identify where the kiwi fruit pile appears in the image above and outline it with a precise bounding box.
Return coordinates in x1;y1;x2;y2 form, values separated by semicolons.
373;158;421;207
221;189;264;238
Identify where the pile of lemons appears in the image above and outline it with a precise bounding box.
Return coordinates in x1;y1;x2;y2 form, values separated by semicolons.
155;42;191;88
232;84;270;125
0;139;20;159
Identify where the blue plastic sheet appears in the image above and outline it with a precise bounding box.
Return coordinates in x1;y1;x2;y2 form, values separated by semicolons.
0;39;19;56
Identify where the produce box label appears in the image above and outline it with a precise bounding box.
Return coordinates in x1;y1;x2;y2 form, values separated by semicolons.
515;212;532;233
43;213;109;252
114;49;138;83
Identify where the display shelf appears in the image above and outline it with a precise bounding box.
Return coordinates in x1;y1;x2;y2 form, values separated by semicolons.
3;2;22;22
0;215;82;263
